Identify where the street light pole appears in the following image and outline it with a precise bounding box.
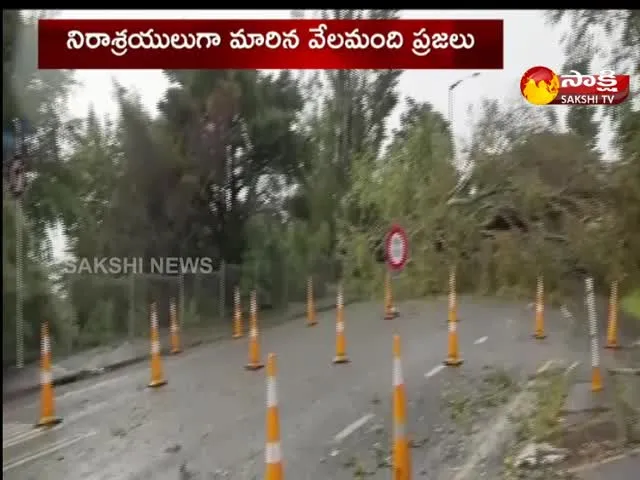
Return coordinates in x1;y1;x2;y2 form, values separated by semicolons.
447;72;481;168
445;73;481;269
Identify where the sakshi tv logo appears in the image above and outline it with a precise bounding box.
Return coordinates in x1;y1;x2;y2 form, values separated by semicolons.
520;66;630;106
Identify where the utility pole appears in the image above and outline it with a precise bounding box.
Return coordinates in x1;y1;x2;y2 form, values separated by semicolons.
6;118;29;368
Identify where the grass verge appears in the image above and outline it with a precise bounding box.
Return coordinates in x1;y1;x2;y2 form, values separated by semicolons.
442;366;520;434
503;367;572;479
622;288;640;321
504;366;639;479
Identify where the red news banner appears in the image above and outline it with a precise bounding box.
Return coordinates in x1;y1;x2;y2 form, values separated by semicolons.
38;19;504;70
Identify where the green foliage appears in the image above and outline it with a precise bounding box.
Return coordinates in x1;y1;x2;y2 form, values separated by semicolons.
3;194;70;366
622;290;640;322
3;11;79;367
340;103;460;298
2;9;640;368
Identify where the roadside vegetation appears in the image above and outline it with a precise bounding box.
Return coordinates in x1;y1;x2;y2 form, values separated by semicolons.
504;365;640;479
503;367;572;479
622;289;640;320
3;10;639;368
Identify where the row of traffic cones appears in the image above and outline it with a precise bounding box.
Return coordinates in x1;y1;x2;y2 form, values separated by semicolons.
532;276;621;348
531;276;623;393
262;335;412;479
239;281;448;370
263;273;627;477
233;272;401;340
232;278;317;341
234;271;462;375
34;274;622;480
148;299;184;388
34;299;182;427
238;285;352;369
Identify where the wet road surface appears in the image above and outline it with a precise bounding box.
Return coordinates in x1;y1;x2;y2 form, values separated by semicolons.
3;297;586;479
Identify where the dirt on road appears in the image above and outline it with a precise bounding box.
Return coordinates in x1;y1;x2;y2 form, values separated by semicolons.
3;296;591;480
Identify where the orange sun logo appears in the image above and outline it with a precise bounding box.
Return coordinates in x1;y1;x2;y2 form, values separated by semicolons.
520;66;560;106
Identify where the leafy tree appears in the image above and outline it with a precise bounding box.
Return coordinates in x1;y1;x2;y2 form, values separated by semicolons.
4;9;639;368
341;100;459;297
3;11;77;367
563;59;600;151
158;70;307;264
547;9;640;286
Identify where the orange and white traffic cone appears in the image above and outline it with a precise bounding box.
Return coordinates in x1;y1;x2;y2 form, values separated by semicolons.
605;280;619;349
533;276;546;339
591;357;603;392
307;276;317;327
36;322;62;427
233;286;244;339
448;266;458;324
590;328;604;392
585;277;604;392
264;353;284;480
444;316;463;367
392;335;411;479
169;298;182;355
245;290;264;370
333;285;350;364
384;271;397;320
148;302;167;388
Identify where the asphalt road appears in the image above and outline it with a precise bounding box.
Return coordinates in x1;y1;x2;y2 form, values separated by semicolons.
576;450;640;480
2;296;589;480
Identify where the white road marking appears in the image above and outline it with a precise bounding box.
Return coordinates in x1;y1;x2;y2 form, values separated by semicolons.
565;361;580;376
474;336;488;345
334;413;374;443
2;423;31;442
24;373;137;409
5;389;139;450
425;365;446;378
3;424;63;449
66;387;141;425
536;359;555;375
2;430;97;472
54;374;134;401
64;392;137;424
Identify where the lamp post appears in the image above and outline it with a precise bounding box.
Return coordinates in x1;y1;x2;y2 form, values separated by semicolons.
446;73;481;266
447;72;481;168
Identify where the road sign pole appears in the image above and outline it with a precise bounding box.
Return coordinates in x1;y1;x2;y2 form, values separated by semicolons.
384;224;409;320
384;265;397;320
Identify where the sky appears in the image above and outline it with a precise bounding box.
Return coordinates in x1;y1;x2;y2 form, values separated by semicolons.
57;9;570;145
50;9;572;259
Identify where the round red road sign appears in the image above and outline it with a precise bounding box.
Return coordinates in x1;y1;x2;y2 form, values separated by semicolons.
385;224;409;271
